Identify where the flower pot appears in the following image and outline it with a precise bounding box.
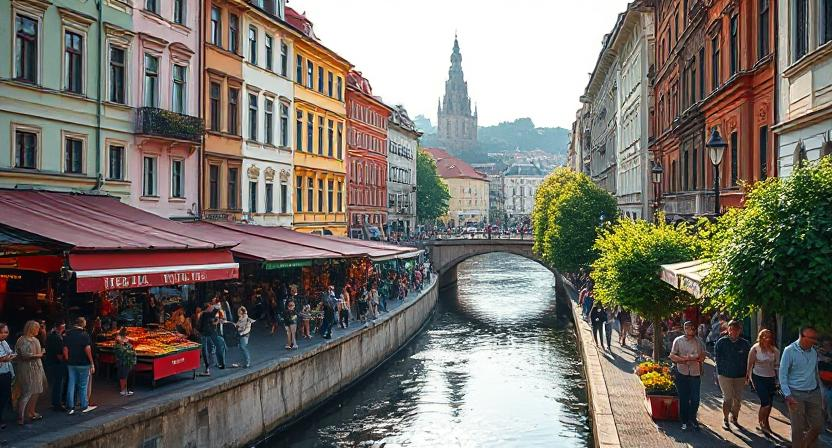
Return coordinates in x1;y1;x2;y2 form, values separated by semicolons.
644;393;679;421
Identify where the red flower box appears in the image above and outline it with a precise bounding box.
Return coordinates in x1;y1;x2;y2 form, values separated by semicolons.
644;394;679;421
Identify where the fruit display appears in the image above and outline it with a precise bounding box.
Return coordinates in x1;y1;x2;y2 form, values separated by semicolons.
97;327;200;358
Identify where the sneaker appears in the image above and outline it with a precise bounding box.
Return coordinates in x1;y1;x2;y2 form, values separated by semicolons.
119;391;129;396
731;417;740;427
67;409;75;416
127;391;134;396
681;423;688;431
691;421;700;431
81;406;97;413
291;345;298;350
722;419;730;430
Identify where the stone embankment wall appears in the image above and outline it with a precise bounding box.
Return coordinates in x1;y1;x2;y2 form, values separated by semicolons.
55;282;438;448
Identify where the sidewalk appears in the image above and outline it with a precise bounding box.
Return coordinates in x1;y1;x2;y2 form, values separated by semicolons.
1;277;435;448
566;283;832;448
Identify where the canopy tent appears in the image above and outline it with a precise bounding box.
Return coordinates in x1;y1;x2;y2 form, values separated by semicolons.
660;259;711;299
0;190;239;292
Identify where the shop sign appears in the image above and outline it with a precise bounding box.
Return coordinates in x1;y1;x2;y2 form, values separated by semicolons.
263;259;313;270
77;265;239;293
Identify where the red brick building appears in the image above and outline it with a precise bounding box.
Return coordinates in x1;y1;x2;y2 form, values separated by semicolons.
651;0;775;219
346;71;391;239
700;0;775;210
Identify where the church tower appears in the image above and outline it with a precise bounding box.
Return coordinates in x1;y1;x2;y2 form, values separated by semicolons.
437;35;478;151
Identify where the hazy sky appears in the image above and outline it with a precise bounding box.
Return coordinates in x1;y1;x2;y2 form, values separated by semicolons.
288;0;630;129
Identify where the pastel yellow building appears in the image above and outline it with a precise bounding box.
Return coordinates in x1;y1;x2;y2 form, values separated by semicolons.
423;148;489;227
286;7;351;235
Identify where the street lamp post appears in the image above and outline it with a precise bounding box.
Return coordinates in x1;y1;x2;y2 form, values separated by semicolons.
706;127;728;217
651;160;664;221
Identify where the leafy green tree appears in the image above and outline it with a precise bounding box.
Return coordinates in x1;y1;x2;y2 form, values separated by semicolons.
532;169;618;272
416;150;451;225
592;217;703;360
705;157;832;329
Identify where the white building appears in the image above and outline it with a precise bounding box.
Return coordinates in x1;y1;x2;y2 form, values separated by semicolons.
503;163;545;221
241;1;294;226
580;3;654;219
387;105;420;236
613;6;654;219
773;0;832;177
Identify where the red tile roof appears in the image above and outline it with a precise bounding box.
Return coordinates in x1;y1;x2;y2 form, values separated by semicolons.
421;147;488;181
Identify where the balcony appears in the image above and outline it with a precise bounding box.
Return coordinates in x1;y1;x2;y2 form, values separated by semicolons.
662;190;715;218
136;107;204;143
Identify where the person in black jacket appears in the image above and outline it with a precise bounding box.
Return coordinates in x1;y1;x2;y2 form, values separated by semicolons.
44;322;66;410
198;304;226;375
590;304;608;349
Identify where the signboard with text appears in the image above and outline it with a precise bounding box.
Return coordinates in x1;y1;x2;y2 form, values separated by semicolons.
75;265;239;293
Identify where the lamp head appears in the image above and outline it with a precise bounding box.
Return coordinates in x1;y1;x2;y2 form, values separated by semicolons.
706;127;727;166
651;161;664;185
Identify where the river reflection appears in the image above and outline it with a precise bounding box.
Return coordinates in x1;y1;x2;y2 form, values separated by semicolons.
267;253;592;447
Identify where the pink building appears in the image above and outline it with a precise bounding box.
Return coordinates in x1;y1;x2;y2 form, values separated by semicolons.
128;0;203;219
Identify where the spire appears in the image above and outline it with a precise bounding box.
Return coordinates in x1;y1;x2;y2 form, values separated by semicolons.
474;103;478;117
451;34;462;67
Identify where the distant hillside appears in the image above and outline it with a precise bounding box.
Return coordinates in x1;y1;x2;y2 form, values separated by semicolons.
416;117;570;163
413;115;436;134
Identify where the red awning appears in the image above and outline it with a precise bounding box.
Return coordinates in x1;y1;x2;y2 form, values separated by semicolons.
210;222;408;260
0;190;240;292
0;190;237;251
71;250;239;292
182;222;343;262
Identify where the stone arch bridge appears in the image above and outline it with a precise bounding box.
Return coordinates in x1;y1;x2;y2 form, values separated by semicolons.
422;239;563;296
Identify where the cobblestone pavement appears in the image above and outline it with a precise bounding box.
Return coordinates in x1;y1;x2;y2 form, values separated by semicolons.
566;283;832;448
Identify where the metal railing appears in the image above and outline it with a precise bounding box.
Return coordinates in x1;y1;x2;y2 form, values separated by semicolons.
136;107;204;142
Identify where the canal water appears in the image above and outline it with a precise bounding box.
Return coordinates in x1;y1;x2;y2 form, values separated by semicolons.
267;253;592;447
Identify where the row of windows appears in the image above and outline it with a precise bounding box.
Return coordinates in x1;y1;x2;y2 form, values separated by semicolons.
14;14;192;115
294;175;344;214
245;92;290;146
666;127;770;193
350;160;385;187
294;110;344;159
388;140;414;159
349;188;385;208
207;165;240;210
656;1;772;133
247;181;289;214
144;0;188;26
12;127;131;183
387;192;412;210
347;129;385;154
389;166;411;184
141;155;185;199
348;103;387;130
295;53;343;100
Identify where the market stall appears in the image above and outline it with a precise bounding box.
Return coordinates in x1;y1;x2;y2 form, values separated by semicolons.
97;327;201;386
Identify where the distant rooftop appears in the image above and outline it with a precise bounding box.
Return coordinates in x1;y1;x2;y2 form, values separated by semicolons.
504;163;545;177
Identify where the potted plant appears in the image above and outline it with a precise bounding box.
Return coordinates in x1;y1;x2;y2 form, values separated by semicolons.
635;361;679;421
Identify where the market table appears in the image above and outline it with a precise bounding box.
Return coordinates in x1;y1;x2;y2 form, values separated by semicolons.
97;327;201;387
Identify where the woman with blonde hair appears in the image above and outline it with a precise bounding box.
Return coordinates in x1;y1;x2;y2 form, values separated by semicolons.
746;328;780;434
14;320;47;425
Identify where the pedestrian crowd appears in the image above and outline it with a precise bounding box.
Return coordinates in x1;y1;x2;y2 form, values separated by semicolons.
0;262;433;430
574;273;832;447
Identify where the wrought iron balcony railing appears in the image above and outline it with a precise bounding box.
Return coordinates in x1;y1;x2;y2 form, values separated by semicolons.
137;107;204;143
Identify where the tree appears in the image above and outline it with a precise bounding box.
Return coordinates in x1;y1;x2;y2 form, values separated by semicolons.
532;168;618;272
705;157;832;330
416;150;450;224
592;217;703;360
